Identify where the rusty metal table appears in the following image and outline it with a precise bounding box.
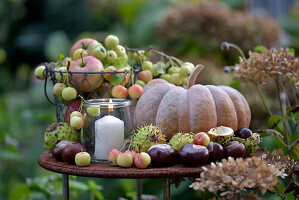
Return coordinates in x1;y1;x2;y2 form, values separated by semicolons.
38;152;206;200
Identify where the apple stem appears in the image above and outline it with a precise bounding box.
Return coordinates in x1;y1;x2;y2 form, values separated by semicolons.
186;64;204;89
80;52;85;66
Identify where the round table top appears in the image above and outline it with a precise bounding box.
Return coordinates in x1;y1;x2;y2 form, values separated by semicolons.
38;152;207;179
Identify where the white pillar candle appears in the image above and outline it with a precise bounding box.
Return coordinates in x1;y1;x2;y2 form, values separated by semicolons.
94;115;124;160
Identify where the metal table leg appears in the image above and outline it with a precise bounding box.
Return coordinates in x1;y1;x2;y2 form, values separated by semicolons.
136;179;142;200
62;174;69;200
163;178;170;200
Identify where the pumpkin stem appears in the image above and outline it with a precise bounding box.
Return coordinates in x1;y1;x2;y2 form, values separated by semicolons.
186;64;204;89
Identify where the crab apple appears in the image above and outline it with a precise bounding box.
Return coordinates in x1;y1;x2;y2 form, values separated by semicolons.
124;150;137;157
69;38;99;58
193;132;210;146
70;116;84;130
108;149;120;166
183;62;195;70
62;87;77;101
86;106;100;117
75;152;91;167
134;50;146;62
103;66;117;81
69;56;104;92
179;64;193;77
117;152;133;168
128;84;144;99
160;74;171;82
91;45;106;60
105;50;117;64
169;73;183;85
113;45;126;57
133;152;151;169
62;143;86;164
62;57;72;67
142;61;153;71
137;70;152;83
34;65;46;80
64;99;81;122
112;85;128;99
70;111;83;119
168;67;180;74
72;48;88;60
105;35;119;48
56;67;68;82
135;80;145;87
53;83;65;97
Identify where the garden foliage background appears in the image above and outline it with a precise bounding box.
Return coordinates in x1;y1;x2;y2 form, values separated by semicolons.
0;0;298;199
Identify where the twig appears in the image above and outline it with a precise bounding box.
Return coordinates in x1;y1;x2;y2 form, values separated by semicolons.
276;79;291;151
253;82;272;116
275;186;287;200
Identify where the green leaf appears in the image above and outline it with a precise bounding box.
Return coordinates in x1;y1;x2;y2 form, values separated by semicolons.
9;184;30;200
155;61;165;75
289;48;295;53
57;54;64;62
229;78;240;88
253;45;265;52
144;51;151;57
69;180;89;191
109;74;124;86
256;129;284;138
290;143;299;160
268;115;281;128
113;57;128;69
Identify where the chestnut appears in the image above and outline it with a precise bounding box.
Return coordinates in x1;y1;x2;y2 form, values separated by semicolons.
52;140;72;161
234;128;252;139
178;144;209;166
207;142;224;162
225;141;246;158
148;144;176;166
62;143;86;164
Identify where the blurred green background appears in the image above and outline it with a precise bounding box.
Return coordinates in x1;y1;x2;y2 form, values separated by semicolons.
0;0;298;199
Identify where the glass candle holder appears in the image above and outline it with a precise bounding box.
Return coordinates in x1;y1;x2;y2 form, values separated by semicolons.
82;98;132;162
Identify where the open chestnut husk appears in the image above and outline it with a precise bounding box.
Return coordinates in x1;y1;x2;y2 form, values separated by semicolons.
224;141;246;158
52;140;73;161
148;144;176;166
207;142;224;162
178;144;209;166
62;143;86;164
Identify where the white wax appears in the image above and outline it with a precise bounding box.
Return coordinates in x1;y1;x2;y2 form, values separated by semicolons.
94;115;124;160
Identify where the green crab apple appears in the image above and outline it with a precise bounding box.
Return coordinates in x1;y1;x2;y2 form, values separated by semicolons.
86;106;100;117
112;85;128;99
91;45;106;60
34;65;46;80
105;35;119;48
113;45;126;57
117;152;133;168
72;48;88;60
69;56;104;92
62;87;77;101
70;111;83;119
75;152;91;167
142;61;153;71
53;83;65;97
137;70;153;83
135;80;145;87
108;149;120;166
70;116;84;130
179;64;193;77
69;38;100;58
105;50;117;64
160;74;171;82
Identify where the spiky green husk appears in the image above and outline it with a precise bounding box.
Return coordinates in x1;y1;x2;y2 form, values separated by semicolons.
233;133;260;156
132;125;166;152
168;133;194;151
44;122;81;152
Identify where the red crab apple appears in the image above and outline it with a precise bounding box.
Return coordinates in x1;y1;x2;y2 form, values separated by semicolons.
124;150;137;157
103;66;117;81
108;149;120;166
117;152;133;168
112;85;128;99
137;70;152;83
128;84;144;99
133;152;151;169
69;56;104;92
193;132;210;146
69;38;100;58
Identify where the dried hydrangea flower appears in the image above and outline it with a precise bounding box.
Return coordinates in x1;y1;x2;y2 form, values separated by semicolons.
190;156;282;195
234;48;299;85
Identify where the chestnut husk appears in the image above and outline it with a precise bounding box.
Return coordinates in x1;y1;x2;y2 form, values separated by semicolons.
148;144;176;166
224;141;246;158
62;143;86;164
178;144;209;166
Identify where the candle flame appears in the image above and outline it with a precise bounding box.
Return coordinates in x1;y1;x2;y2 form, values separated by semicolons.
108;98;113;112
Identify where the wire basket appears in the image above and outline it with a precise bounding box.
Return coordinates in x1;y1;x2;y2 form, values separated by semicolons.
43;62;140;122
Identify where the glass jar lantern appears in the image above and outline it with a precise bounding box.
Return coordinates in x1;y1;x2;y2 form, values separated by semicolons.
82;98;132;162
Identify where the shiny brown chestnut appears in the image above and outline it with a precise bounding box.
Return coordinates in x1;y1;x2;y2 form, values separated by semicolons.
148;144;176;166
62;143;86;164
225;141;246;158
207;142;224;162
178;144;209;166
52;140;72;161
